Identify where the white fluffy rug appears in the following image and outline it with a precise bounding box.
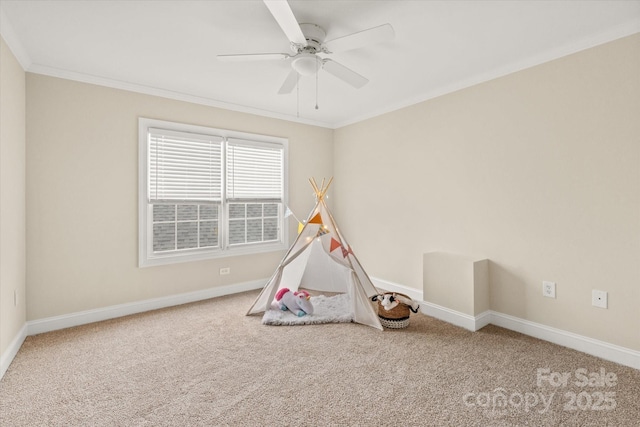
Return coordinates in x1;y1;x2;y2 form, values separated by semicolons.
262;294;354;326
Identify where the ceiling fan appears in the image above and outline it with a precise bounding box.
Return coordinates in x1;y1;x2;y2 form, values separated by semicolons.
217;0;395;94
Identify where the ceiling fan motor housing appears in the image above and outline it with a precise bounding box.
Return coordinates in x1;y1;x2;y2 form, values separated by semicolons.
290;23;326;76
293;23;326;53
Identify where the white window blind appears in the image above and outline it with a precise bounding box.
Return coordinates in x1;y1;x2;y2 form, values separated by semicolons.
140;118;288;267
226;139;284;201
148;128;222;203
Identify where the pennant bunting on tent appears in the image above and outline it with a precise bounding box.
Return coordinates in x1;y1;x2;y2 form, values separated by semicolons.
348;246;354;255
309;213;323;224
316;225;329;238
298;222;305;234
330;238;342;253
341;246;349;258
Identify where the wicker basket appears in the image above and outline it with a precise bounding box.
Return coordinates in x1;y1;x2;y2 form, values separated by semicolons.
377;292;412;329
379;316;411;329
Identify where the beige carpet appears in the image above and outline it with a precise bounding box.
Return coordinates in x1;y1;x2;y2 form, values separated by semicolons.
1;290;638;426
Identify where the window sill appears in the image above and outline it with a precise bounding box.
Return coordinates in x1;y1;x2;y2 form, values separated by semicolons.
139;241;288;268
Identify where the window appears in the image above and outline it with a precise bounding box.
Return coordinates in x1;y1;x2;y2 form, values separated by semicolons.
139;118;288;267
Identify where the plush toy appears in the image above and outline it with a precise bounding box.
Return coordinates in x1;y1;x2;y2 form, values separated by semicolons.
275;288;314;317
372;292;420;313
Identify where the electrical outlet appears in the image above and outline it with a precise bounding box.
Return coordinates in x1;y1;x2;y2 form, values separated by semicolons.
592;290;607;309
542;281;556;298
219;267;230;275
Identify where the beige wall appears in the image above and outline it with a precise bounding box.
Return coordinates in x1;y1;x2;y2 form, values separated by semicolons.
0;36;27;356
334;34;640;351
26;74;333;320
6;31;639;360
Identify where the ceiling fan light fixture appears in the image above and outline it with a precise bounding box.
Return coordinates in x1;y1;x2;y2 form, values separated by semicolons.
292;54;322;76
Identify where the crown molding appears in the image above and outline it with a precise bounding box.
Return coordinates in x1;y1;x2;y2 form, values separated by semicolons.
26;63;334;129
334;21;640;129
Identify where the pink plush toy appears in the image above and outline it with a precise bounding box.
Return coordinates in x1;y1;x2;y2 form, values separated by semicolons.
275;288;314;317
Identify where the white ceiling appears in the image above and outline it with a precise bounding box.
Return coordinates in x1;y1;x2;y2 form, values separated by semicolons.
1;0;639;128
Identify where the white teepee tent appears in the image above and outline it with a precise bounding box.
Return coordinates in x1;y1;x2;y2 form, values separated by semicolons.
247;178;383;330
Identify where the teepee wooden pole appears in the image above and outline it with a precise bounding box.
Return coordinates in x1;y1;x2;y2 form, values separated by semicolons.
309;177;333;200
321;177;333;199
309;178;319;196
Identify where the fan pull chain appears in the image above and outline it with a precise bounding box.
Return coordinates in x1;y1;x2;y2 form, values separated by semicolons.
315;60;319;110
296;73;300;118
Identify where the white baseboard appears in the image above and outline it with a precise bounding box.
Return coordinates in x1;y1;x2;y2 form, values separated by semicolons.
0;323;27;379
490;311;640;370
27;279;265;336
372;277;423;301
1;280;265;381
418;300;478;331
420;302;640;371
3;277;638;381
372;278;495;331
372;277;639;370
474;310;493;330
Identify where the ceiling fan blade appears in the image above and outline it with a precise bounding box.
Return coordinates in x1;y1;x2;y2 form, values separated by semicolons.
278;69;299;94
217;53;290;62
322;59;368;89
323;23;394;53
263;0;307;46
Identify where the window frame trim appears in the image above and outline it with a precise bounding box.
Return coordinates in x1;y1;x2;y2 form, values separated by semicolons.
138;118;289;268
